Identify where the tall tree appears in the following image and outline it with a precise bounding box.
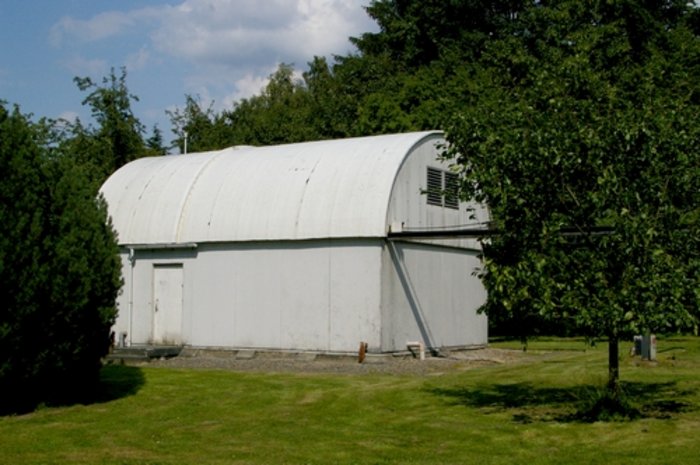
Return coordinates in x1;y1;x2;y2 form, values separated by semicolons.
328;0;532;137
302;56;358;139
225;64;318;145
446;0;700;398
70;67;149;181
354;0;528;67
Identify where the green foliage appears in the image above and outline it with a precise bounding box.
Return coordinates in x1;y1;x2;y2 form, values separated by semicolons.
73;67;146;169
355;0;528;67
225;64;319;145
170;2;544;149
445;1;700;388
170;65;325;148
55;67;159;186
0;103;122;414
168;95;230;153
302;56;359;138
145;125;166;155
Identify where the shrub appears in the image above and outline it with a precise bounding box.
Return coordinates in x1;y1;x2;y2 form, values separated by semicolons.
0;104;122;413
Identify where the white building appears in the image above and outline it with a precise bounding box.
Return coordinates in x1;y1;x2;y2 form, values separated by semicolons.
100;131;489;354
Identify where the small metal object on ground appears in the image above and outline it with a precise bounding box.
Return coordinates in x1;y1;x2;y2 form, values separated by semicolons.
358;341;368;363
632;335;642;356
641;334;657;361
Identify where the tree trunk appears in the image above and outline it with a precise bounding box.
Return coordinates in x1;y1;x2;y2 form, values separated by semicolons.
607;336;620;397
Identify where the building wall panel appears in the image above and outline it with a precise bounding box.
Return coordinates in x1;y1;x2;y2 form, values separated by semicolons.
114;240;383;353
380;241;487;352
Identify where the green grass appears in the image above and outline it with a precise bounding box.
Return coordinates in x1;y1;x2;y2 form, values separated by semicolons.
1;337;699;464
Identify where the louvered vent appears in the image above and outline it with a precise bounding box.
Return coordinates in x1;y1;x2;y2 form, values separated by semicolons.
426;167;443;206
444;172;459;210
426;167;460;209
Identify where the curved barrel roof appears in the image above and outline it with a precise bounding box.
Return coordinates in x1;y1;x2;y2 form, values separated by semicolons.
100;131;443;245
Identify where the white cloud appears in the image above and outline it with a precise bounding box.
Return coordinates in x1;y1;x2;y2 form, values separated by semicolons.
50;11;137;47
292;0;371;55
126;47;151;71
151;0;374;67
63;55;109;76
224;72;272;105
48;1;376;117
181;62;305;110
148;0;375;107
49;1;374;76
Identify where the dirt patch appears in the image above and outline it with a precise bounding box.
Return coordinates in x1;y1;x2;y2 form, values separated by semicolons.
137;347;532;376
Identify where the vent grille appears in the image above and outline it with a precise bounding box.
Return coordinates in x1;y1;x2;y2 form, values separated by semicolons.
426;167;460;209
444;172;459;209
426;167;443;206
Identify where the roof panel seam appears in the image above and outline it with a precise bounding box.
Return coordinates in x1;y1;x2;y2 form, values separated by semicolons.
175;151;228;242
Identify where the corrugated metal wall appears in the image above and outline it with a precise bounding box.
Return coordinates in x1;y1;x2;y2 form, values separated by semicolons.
115;240;383;352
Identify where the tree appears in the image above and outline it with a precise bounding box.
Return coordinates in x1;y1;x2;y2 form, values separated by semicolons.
312;0;533;138
168;95;232;153
302;56;357;139
446;1;700;400
167;2;518;149
146;124;167;155
0;103;121;413
71;67;148;180
169;65;317;150
353;0;528;68
224;64;318;145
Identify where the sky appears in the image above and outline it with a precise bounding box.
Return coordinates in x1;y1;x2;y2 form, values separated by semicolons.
0;0;377;143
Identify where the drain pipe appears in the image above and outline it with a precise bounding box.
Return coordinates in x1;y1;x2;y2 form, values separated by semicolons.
386;239;438;356
127;247;136;347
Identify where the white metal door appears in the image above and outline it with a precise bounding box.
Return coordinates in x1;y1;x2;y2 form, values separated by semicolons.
152;264;184;345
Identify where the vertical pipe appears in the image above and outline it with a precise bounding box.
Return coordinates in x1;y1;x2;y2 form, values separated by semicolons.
387;240;436;351
128;248;135;347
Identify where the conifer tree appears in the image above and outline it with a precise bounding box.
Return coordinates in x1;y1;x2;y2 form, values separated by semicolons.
0;103;121;413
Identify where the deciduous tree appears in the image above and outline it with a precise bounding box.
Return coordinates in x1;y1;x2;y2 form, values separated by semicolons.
70;67;149;181
446;0;700;397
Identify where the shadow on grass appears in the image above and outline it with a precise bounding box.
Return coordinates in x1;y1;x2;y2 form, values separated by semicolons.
1;364;145;416
428;381;695;423
91;363;146;403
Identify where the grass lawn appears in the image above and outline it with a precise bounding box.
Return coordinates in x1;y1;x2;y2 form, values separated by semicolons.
1;336;698;464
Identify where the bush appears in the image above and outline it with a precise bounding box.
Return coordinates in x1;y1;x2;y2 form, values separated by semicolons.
0;104;122;413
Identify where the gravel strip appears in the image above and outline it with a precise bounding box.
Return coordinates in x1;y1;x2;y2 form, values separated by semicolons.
134;347;530;376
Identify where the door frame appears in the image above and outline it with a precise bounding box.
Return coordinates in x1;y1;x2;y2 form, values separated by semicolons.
152;263;184;345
